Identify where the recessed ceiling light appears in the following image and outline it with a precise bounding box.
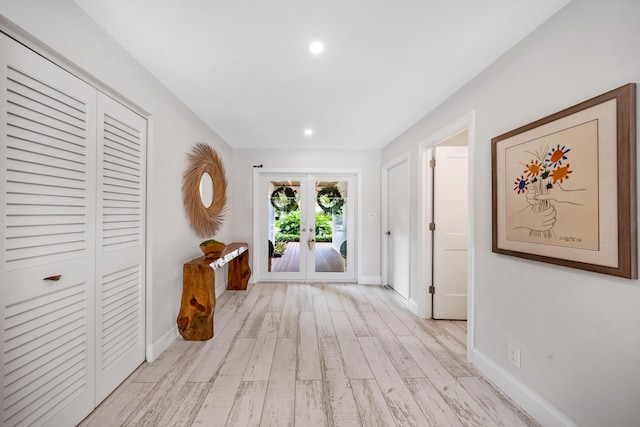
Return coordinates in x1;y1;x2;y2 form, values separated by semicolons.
304;129;313;136
309;41;324;55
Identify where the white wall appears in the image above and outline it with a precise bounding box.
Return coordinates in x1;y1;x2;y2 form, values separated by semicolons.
232;148;382;284
382;0;640;426
0;0;235;358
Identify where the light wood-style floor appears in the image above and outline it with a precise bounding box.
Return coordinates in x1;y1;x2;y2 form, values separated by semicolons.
81;283;539;427
271;242;345;273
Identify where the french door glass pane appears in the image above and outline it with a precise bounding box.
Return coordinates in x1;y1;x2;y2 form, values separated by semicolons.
268;180;300;273
314;181;347;273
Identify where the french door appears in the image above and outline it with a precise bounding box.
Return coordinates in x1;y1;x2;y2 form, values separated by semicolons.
257;172;355;281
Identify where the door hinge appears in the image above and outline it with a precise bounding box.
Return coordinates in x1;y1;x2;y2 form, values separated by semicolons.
429;157;436;168
428;222;435;231
429;285;435;294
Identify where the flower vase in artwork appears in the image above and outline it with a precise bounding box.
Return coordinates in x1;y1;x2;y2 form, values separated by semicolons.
530;176;554;239
514;144;573;239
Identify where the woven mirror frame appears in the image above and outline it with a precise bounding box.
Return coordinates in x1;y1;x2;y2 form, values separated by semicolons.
182;143;228;237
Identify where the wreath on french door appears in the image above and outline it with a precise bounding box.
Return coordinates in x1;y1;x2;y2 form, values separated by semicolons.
270;186;298;212
317;184;344;216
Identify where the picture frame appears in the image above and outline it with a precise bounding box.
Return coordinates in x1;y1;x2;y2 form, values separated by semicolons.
492;83;637;278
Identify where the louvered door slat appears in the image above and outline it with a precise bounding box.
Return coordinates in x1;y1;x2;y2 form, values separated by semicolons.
7;192;85;207
7;134;86;164
6;88;87;132
103;226;139;239
8;125;86;157
7;66;87;119
102;139;139;162
5;182;85;200
104;160;140;178
103;134;140;158
1;33;96;427
8;172;85;193
6;232;85;251
104;147;140;169
6;203;85;217
6;214;84;227
103;177;139;191
103;168;140;185
104;191;139;202
104;118;140;144
7;145;85;172
8;111;87;145
6;156;85;183
5;223;85;239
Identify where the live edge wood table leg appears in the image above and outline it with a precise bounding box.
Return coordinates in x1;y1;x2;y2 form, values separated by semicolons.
177;257;215;341
227;249;251;290
177;243;250;341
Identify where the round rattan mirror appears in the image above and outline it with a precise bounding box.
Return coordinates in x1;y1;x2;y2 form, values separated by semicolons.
182;143;227;237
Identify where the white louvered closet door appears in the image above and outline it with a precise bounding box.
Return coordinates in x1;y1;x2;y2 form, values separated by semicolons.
1;32;148;426
0;34;97;426
95;93;146;403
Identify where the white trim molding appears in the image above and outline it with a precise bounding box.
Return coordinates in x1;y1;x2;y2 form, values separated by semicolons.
473;349;578;427
146;326;179;363
417;110;476;362
358;275;382;285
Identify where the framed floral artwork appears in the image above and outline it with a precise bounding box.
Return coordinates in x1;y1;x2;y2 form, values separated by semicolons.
492;83;637;278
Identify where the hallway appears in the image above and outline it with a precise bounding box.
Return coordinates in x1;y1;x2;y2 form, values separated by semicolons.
81;283;538;426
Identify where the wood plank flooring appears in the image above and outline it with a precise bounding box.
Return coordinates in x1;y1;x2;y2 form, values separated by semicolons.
80;283;539;427
271;243;345;273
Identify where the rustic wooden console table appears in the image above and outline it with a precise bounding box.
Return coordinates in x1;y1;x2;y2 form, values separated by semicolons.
177;242;251;340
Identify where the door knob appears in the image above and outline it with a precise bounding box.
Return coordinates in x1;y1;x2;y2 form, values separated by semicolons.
308;238;315;250
385;231;391;236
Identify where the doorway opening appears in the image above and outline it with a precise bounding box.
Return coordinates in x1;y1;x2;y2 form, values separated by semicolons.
254;171;357;282
427;134;468;320
418;111;475;361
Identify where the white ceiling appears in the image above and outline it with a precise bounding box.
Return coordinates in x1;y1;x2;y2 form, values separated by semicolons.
73;0;571;150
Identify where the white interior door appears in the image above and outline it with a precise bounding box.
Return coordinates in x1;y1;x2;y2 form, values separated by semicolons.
387;160;410;299
259;172;355;281
0;33;97;427
95;93;146;403
433;146;468;319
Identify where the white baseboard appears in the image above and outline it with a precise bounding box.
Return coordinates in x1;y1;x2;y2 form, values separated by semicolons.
408;298;419;315
216;280;227;297
146;326;179;363
472;349;577;427
358;275;382;285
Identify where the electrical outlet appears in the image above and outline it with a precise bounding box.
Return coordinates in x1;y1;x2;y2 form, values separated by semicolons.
507;343;521;368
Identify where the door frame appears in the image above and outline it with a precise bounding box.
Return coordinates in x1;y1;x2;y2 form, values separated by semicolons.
418;111;476;362
252;168;362;283
381;153;411;302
